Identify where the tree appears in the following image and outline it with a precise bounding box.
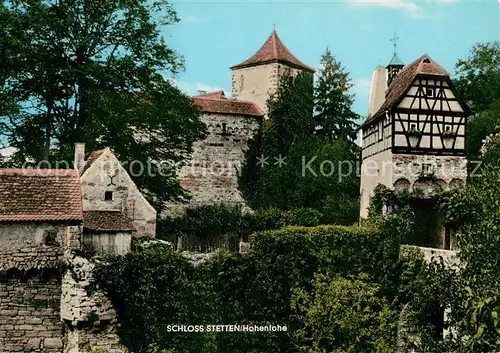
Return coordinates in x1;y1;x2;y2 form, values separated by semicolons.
454;41;500;113
0;0;206;211
239;69;360;224
314;48;359;140
239;72;314;209
454;41;500;161
265;71;315;157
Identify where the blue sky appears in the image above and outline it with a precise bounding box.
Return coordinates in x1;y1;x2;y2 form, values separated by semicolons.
165;0;499;118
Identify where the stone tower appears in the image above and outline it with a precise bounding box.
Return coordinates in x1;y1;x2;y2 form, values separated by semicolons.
230;29;315;115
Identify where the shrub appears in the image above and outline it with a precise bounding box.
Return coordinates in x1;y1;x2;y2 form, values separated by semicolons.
291;275;396;353
96;224;402;353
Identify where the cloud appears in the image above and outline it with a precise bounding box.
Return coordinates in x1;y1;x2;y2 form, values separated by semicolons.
172;80;229;97
347;0;427;19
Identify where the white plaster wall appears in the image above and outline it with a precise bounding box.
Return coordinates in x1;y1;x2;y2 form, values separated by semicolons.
231;63;303;115
360;149;393;218
81;149;157;238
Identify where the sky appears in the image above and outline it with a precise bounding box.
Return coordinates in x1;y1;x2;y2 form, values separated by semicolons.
165;0;499;118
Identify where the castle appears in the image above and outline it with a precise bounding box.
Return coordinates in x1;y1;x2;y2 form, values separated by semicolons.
0;29;473;351
166;30;315;214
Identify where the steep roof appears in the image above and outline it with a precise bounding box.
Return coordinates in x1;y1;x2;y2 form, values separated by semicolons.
192;91;264;117
0;169;83;222
388;53;404;66
363;54;450;127
80;149;106;176
84;211;135;232
230;30;315;72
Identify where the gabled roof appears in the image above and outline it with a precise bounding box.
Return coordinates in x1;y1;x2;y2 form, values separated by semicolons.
192;91;264;117
80;148;106;176
363;54;451;127
0;169;83;222
84;211;135;232
230;30;315;72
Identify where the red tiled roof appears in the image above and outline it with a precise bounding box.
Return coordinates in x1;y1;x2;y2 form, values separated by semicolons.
363;54;450;127
0;169;83;222
84;211;135;232
230;30;315;72
192;91;264;117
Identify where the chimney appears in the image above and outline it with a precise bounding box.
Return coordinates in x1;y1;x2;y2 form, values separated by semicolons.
74;143;85;171
368;66;387;117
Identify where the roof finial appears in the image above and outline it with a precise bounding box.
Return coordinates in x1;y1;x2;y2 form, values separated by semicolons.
390;32;399;55
273;23;276;32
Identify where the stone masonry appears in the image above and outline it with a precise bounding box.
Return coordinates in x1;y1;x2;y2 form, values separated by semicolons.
165;112;261;215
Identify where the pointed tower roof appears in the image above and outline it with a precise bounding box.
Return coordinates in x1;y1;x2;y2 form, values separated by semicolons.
230;30;315;72
388;53;404;66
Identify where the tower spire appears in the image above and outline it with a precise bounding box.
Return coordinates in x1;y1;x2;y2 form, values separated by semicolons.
390;32;399;56
386;33;404;86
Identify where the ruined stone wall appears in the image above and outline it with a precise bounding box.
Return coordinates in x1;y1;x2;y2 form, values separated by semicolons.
0;272;63;352
81;149;157;237
165;112;260;215
61;256;126;353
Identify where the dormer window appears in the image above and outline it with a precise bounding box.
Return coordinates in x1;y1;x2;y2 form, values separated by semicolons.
105;191;113;201
426;88;434;97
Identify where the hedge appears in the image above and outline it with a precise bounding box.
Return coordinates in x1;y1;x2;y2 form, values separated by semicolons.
95;224;404;353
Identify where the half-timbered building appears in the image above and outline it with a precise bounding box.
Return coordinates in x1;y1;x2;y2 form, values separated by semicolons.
360;53;472;249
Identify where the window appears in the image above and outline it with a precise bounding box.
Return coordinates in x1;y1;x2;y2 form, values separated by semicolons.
410;123;417;131
426;88;434;97
222;123;227;135
422;163;434;175
444;125;451;132
105;191;113;201
44;231;58;246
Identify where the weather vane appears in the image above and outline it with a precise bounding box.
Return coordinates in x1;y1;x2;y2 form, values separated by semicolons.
390;32;399;55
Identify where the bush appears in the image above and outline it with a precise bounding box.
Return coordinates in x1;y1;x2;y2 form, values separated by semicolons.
291;275;396;353
157;204;324;251
96;224;402;353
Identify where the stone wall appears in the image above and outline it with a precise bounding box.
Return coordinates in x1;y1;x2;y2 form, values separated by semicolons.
0;271;63;352
0;223;81;271
392;154;467;192
61;256;126;353
165;112;260;215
